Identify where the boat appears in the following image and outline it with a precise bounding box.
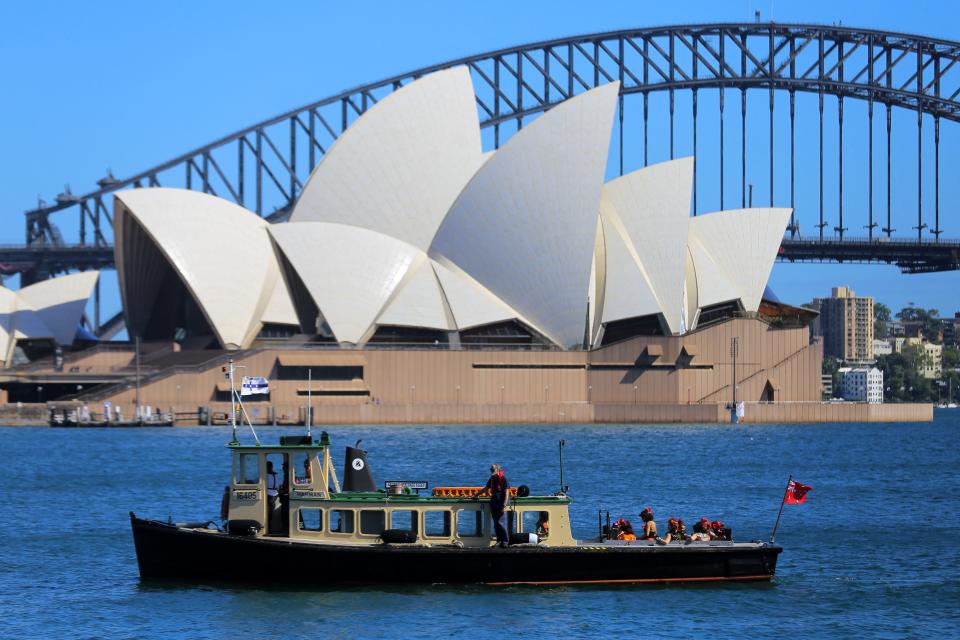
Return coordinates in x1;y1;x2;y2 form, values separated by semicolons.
131;360;781;585
130;433;782;586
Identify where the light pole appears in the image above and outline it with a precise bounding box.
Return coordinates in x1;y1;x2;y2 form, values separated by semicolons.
730;337;739;406
135;336;141;423
730;337;740;423
633;385;638;403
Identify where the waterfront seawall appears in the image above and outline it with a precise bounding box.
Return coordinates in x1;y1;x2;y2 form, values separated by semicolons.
22;400;933;425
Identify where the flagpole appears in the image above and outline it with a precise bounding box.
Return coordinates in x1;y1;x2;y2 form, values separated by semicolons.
770;474;792;543
229;361;260;445
229;359;237;444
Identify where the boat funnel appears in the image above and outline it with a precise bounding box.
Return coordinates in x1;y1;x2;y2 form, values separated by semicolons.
343;441;376;492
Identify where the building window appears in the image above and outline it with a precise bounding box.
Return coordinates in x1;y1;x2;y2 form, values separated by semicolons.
277;365;363;381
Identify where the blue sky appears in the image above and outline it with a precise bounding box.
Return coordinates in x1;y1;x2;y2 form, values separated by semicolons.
1;0;957;321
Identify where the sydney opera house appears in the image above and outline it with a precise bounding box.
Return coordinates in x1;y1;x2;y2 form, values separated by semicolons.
4;67;873;424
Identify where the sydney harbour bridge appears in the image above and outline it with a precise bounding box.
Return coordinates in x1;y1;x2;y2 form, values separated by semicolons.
6;23;960;330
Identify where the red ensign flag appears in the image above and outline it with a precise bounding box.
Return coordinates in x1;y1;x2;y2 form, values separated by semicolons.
783;480;812;504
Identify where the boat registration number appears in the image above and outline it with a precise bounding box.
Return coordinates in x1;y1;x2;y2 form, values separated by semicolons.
233;490;260;501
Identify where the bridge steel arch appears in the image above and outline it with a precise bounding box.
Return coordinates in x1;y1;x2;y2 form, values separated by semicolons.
19;23;960;281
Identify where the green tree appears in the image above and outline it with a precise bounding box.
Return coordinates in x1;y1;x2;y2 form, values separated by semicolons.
821;357;842;398
943;345;959;371
874;302;891;339
940;346;960;405
876;345;937;403
896;306;943;343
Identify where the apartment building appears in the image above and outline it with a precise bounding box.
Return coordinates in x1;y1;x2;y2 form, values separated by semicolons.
811;287;874;363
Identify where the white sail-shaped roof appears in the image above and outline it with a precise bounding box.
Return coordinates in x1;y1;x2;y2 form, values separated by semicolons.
290;67;485;251
597;209;661;328
431;259;521;331
601;158;693;334
114;188;285;349
588;218;606;347
431;82;620;348
689;208;792;312
269;222;422;344
0;287;18;364
687;231;741;309
376;259;453;331
260;276;299;327
17;271;99;346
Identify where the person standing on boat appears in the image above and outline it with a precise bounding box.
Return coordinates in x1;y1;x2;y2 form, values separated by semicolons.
481;464;511;548
266;461;281;533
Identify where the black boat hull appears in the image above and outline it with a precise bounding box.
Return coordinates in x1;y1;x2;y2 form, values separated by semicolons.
131;514;781;585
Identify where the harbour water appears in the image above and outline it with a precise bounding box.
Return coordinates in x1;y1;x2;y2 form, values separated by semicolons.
2;412;958;638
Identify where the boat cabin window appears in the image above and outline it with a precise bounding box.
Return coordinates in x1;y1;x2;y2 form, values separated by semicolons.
235;453;260;485
330;509;354;534
424;510;452;537
390;510;418;535
456;509;484;538
299;508;323;532
360;510;386;536
292;452;312;486
523;511;549;538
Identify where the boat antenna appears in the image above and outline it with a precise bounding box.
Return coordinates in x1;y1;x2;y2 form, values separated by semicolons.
558;439;568;495
306;368;312;439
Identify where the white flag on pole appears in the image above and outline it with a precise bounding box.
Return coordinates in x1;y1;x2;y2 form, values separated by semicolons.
240;376;269;396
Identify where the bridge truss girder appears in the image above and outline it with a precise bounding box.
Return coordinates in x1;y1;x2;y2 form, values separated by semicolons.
21;23;960;270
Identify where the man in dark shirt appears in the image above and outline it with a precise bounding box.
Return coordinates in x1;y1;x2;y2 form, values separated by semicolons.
481;463;510;548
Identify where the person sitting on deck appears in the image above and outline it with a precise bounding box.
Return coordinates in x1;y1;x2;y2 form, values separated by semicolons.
690;516;717;541
711;520;731;541
661;517;687;544
639;507;658;540
614;518;637;541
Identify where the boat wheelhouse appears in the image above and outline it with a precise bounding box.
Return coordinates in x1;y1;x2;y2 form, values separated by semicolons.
223;432;574;547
